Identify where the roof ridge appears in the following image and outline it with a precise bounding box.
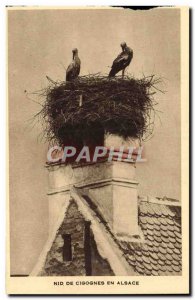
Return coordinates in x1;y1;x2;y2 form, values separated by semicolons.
139;196;181;207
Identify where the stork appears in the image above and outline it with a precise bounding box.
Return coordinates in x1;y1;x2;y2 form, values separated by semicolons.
108;42;133;78
66;48;81;81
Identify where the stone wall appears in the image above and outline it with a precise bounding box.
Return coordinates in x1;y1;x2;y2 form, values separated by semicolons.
40;199;114;276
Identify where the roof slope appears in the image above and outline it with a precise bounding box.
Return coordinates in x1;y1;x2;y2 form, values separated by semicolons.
78;191;182;276
116;200;182;276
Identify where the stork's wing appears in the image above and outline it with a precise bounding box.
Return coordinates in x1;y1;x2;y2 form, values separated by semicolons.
66;62;74;74
109;48;133;77
109;53;129;77
112;52;129;69
66;55;81;81
66;60;80;81
66;62;74;81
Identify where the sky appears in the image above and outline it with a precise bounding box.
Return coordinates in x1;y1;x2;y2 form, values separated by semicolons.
8;7;181;274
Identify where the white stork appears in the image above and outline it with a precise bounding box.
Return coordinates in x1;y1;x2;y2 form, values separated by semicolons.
66;48;81;81
109;42;133;78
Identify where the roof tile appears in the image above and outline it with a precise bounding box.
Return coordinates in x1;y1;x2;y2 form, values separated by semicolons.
151;204;162;217
175;231;181;239
147;218;155;225
172;265;180;272
168;242;175;249
136;262;145;270
158;260;165;266
140;216;147;224
167;219;175;226
159;246;167;255
127;254;136;261
166;260;172;266
135;266;144;274
167;248;173;255
173;248;181;255
151;262;159;269
154;235;162;243
153;240;160;247
146;225;154;232
168;210;176;218
136;250;142;257
161;230;169;238
142;250;150;257
153;224;161;231
142;244;149;252
161;236;169;243
153;230;161;237
167;230;175;238
143;256;150;264
161;205;170;217
150;258;158;266
139;204;148;215
161;242;167;249
160;224;168;231
174;225;181;232
166;253;173;261
159;265;166;272
167;224;175;232
158;253;167;261
160;218;168;226
151;270;159;276
150;252;158;260
152;246;159;253
147;234;154;242
169;237;176;244
172;260;180;267
147;240;154;247
175;242;182;249
146;204;155;216
144;263;153;271
145;269;152;276
166;265;173;272
176;237;182;244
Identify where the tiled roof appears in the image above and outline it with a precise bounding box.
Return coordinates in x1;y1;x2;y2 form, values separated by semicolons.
119;200;182;276
78;190;182;276
73;188;182;276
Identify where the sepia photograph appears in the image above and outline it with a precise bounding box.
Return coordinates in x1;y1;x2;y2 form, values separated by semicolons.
7;6;189;294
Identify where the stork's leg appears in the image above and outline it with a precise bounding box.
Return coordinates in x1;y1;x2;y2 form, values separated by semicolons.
122;68;125;78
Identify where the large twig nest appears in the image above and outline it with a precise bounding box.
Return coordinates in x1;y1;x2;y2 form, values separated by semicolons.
36;74;161;145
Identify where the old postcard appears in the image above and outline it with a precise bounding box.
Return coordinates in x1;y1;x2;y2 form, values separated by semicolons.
7;6;189;295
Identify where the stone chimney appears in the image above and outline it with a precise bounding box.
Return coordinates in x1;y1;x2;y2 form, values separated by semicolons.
82;160;139;238
46;135;140;239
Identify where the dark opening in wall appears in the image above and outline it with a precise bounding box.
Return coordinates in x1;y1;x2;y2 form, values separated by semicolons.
62;234;72;261
84;221;92;275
